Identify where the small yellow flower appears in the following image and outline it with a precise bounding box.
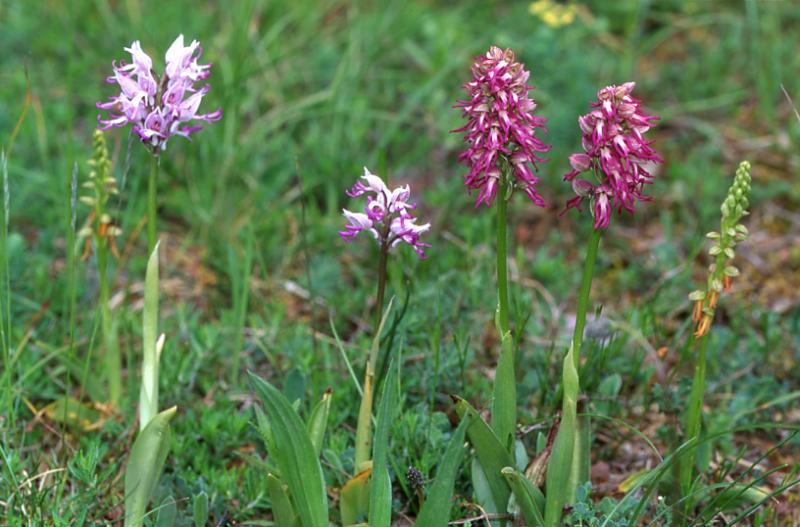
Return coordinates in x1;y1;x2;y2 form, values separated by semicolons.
529;0;577;28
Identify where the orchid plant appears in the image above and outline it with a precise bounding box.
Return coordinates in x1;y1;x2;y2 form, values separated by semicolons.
545;82;663;525
678;161;751;517
79;131;123;405
451;45;550;522
338;167;430;524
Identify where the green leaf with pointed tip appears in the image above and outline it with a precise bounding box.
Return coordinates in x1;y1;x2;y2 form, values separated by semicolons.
491;330;516;452
341;467;371;526
193;491;208;527
502;467;545;527
267;474;299;527
249;372;328;527
306;388;332;457
139;242;160;431
415;415;471;527
125;406;177;527
154;497;176;527
369;359;398;527
544;343;580;527
454;396;513;514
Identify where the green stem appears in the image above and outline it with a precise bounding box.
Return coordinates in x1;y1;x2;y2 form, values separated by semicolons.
680;334;709;495
496;184;510;336
97;232;119;405
564;227;601;500
490;176;517;452
373;242;388;336
354;239;390;470
572;228;602;370
147;155;158;254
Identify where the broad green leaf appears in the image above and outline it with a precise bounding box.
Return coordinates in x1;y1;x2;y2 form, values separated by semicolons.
249;372;328;527
154;497;176;527
472;457;498;515
341;467;371;526
193;491;208;527
491;330;516;452
139;242;160;431
253;405;280;475
502;467;545;527
369;359;398;527
267;474;298;527
125;406;177;527
574;415;591;492
415;415;471;527
454;397;513;514
306;388;332;457
544;342;579;527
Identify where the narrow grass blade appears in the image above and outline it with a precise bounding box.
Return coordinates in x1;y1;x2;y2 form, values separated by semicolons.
306;388;332;457
454;396;513;513
369;358;398;527
491;330;516;452
544;343;579;527
125;406;177;527
415;415;471;527
267;474;299;527
502;467;546;527
249;372;328;527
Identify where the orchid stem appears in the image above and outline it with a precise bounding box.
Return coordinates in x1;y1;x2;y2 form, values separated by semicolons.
572;228;601;369
496;183;510;337
563;226;602;496
147;155;158;253
97;230;119;405
374;241;389;335
680;333;709;495
490;176;517;452
354;238;390;470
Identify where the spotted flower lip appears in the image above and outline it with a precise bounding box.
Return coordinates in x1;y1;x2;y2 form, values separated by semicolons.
453;46;550;208
97;34;221;152
340;168;431;258
563;82;662;229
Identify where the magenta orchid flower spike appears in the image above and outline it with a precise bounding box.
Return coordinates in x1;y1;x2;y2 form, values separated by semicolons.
97;35;222;153
454;46;550;207
563;82;662;229
340;168;431;258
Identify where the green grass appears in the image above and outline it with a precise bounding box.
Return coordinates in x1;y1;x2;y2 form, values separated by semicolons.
1;0;800;525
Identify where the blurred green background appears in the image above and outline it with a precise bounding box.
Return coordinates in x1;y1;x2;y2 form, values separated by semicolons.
2;0;799;524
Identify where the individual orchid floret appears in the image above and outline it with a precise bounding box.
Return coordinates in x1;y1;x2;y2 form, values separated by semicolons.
453;46;550;208
340;168;431;258
563;82;662;229
97;35;221;153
